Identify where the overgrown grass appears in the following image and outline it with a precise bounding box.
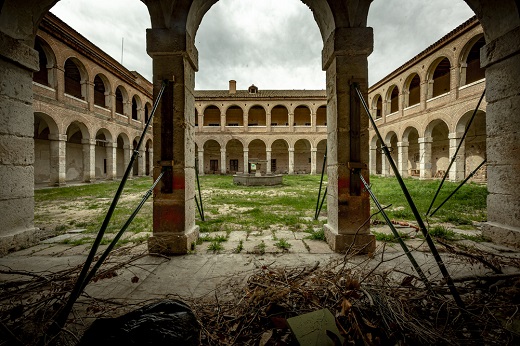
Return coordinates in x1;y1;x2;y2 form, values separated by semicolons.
373;231;411;243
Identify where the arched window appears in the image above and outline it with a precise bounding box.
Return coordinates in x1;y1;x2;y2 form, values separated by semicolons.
408;74;421;107
132;97;138;120
389;85;399;114
64;59;83;99
115;87;124;114
93;75;106;107
463;36;486;85
34;38;49;86
431;57;451;98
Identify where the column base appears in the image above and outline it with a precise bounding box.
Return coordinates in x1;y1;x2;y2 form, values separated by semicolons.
0;227;41;256
323;224;375;254
148;225;200;255
482;222;520;249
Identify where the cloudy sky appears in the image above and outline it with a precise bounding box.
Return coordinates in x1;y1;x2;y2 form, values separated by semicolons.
50;0;474;90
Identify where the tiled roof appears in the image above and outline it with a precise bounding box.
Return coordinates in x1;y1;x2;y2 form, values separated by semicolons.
194;89;326;99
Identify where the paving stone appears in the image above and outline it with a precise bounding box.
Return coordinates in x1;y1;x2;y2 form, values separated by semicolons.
273;230;296;240
305;239;333;254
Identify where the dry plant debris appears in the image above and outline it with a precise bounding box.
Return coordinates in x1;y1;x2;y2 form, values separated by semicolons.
0;242;519;345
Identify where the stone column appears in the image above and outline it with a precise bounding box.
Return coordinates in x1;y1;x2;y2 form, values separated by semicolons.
459;62;468;87
243;112;248;132
448;132;465;182
109;92;116;119
148;148;154;177
420;80;428;111
266;148;272;174
481;26;520;247
87;81;95;111
311;110;317;132
243;148;249;174
322;27;375;254
48;134;67;186
381;146;391;177
147;28;199;255
266;111;271;132
450;65;460;100
55;66;65;102
197;149;204;176
0;31;39;254
418;137;433;179
220;111;226;131
289;112;294;132
123;144;132;173
311;148;317;174
82;139;96;183
106;142;117;180
288;148;295;174
397;141;409;178
220;148;226;174
138;148;146;176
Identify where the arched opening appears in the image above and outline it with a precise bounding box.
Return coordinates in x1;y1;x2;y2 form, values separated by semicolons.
429;57;451;98
64;58;84;99
406;73;421;107
372;94;382;119
203;105;220;126
116;134;129;178
388;85;399;114
93;74;108;107
294;139;311;173
145;103;152;123
457;110;487;181
203;140;221;174
294;106;311;126
316;139;327;174
226;105;243;126
271;139;289;174
430;120;450;178
115;86;125;115
95;129;112;179
316;106;327;126
403;127;420;177
194;108;198;126
248;139;267;174
34;113;53;184
226;139;244;173
33;38;51;87
462;35;486;85
132;139;139;176
248;105;266;126
131;96;140;120
385;132;398;176
271;105;289;126
65;122;86;182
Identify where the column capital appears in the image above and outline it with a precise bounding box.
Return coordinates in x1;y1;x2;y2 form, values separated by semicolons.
81;139;96;145
48;134;67;141
220;148;226;153
146;28;198;71
397;141;409;147
322;27;373;70
418;137;433;144
243;148;249;152
311;148;318;152
288;148;295;152
448;132;465;139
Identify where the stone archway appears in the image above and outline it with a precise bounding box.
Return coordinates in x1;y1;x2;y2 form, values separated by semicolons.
1;0;519;253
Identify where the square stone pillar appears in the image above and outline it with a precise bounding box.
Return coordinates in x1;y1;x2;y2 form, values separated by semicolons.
243;148;249;174
418;137;433;179
82;139;95;183
197;149;204;176
0;32;39;255
397;141;409;178
148;149;154;177
138;149;146;176
448;132;465;182
481;26;520;247
288;148;295;174
322;27;375;254
220;148;226;174
147;29;199;255
266;148;272;174
369;145;377;175
106;142;117;180
311;148;317;175
381;147;391;177
49;134;67;186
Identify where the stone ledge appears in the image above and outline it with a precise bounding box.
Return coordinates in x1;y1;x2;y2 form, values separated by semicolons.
483;222;520;249
0;227;41;257
148;226;200;255
323;224;375;255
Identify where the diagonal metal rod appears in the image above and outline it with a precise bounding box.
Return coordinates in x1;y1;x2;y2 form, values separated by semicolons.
426;89;486;215
315;146;327;220
195;158;205;221
359;173;434;293
81;171;165;292
316;186;327;219
354;84;465;309
430;159;486;217
51;80;168;333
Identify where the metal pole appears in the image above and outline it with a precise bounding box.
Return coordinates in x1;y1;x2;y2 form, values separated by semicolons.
354;84;465;309
51;80;168;333
195;158;204;221
81;172;165;292
359;173;434;293
315;146;327;220
430;159;486;217
316;186;327;219
426;89;486;215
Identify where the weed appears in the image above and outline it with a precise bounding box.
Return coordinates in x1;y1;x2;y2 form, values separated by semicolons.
234;240;244;253
208;241;223;253
460;233;489;242
253;240;266;255
214;235;228;242
54;225;67;233
373;231;410;243
305;229;325;241
275;238;291;251
429;225;456;240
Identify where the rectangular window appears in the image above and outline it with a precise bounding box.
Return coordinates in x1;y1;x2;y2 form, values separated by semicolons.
230;159;238;172
271;159;277;172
